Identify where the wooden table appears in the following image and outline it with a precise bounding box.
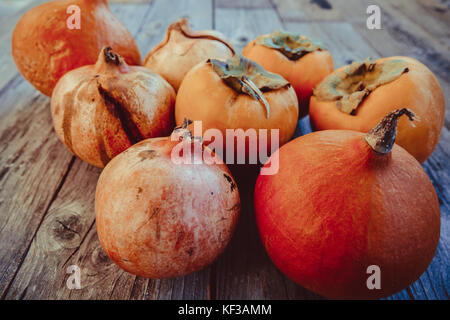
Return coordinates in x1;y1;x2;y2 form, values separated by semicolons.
0;0;448;300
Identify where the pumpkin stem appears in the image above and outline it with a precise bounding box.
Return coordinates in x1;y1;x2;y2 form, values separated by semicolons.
364;108;416;154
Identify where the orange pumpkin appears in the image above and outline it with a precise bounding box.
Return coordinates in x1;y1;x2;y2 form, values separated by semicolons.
12;0;141;96
310;56;445;163
96;124;240;278
175;55;298;165
144;18;235;91
243;30;333;117
254;109;440;299
51;47;175;168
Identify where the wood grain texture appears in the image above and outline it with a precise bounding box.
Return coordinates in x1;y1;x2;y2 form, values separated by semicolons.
0;0;448;300
215;0;272;9
272;0;342;22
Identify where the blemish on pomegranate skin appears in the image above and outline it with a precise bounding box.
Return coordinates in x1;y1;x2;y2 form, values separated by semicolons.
223;173;236;191
187;247;194;256
150;207;160;219
139;150;157;161
226;202;240;211
136;187;143;200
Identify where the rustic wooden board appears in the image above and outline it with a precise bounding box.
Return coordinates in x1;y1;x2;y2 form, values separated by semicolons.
0;0;448;300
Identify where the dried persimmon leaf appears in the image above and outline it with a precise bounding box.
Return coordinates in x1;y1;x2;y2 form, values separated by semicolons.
314;59;409;114
209;55;290;118
255;30;325;61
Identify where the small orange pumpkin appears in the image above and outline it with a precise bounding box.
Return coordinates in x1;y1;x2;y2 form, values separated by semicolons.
243;30;333;117
12;0;141;96
310;56;445;163
144;18;235;91
254;109;440;299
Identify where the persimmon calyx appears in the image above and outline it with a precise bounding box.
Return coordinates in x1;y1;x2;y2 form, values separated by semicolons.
209;55;290;118
314;58;409;115
255;30;325;61
365;108;416;154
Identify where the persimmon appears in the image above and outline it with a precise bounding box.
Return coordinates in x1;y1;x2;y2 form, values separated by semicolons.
144;18;235;91
95;124;240;278
12;0;141;97
51;47;175;168
175;55;298;165
243;30;333;117
310;56;445;163
254;109;440;299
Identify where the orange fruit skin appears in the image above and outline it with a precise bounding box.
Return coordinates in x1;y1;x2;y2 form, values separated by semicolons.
309;56;445;163
175;61;299;162
254;130;440;299
243;39;334;118
12;0;141;96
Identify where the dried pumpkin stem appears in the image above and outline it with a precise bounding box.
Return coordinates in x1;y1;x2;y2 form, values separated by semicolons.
364;108;416;154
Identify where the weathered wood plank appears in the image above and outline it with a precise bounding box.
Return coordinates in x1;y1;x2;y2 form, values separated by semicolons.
215;0;272;9
0;85;74;297
0;0;35;18
272;0;342;22
378;0;450;49
215;7;284;53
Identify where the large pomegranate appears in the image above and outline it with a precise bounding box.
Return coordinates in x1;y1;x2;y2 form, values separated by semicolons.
254;109;440;299
95;124;241;278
